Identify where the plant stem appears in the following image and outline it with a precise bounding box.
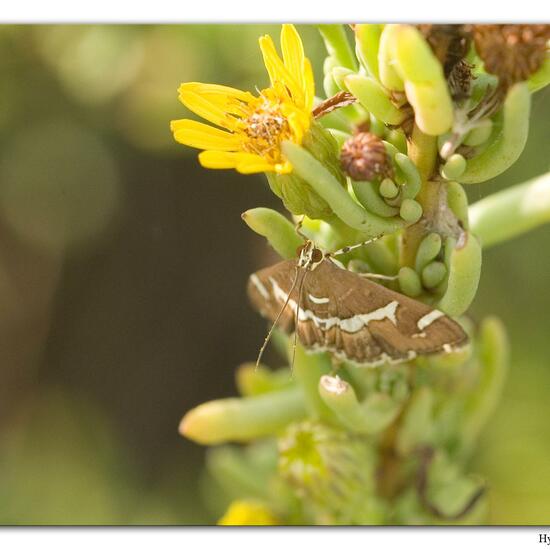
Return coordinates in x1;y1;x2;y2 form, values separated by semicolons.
292;344;334;422
401;125;439;267
469;171;550;248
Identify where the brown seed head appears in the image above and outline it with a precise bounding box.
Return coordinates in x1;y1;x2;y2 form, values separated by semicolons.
471;24;550;88
416;24;472;77
340;132;393;182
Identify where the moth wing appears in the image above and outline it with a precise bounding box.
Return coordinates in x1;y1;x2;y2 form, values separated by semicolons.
296;260;468;365
247;259;302;333
247;258;468;367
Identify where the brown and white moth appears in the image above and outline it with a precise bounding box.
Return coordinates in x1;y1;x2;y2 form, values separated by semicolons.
247;239;468;367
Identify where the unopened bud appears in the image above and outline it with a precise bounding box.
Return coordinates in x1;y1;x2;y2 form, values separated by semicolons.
340;132;394;181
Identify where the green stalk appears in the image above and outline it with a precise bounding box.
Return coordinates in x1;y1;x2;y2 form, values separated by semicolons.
469;172;550;249
292;344;334;422
318;25;358;71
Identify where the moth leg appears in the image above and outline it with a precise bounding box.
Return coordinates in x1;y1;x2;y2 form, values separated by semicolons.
329;235;383;257
294;215;307;240
290;270;308;374
255;266;300;369
357;272;399;281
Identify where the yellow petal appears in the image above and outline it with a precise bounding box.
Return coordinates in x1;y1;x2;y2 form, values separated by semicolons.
198;151;270;172
302;58;316;111
178;88;238;130
170;119;241;151
180;82;254;104
281;25;304;94
180;82;254;116
281;102;310;138
236;157;276;174
198;150;241;169
259;34;303;106
286;111;304;144
258;35;279;87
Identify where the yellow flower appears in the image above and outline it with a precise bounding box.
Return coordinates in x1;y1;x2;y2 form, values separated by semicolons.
170;25;315;175
217;500;280;526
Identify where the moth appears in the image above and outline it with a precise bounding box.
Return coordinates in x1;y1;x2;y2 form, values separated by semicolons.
247;239;468;368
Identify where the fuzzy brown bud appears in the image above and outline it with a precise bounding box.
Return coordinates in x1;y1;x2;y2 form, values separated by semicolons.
471;24;550;88
340;132;393;182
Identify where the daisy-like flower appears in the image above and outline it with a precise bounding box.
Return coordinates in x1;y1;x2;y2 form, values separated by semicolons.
170;24;314;175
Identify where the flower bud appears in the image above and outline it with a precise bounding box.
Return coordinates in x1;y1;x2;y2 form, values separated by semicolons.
415;232;442;272
267;172;333;219
398;266;422;297
266;122;347;219
380;178;399;199
463;119;493;147
400;199;423;223
340;132;394;182
422;261;448;289
440;154;467;180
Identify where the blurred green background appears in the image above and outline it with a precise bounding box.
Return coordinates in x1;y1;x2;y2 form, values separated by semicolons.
0;24;548;525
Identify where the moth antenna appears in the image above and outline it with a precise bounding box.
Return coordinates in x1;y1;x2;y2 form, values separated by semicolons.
255;266;301;370
290;270;308;376
294;215;308;240
358;272;399;281
330;235;383;257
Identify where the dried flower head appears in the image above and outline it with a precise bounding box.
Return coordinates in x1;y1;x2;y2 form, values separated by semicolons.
340;132;393;182
416;24;472;77
471;24;550;88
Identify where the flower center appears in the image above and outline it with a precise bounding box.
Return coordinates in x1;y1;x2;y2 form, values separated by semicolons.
242;101;291;162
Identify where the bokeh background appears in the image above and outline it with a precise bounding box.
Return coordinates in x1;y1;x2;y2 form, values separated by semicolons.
0;24;548;525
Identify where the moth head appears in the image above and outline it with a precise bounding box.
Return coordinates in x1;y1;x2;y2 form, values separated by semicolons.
297;240;325;271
